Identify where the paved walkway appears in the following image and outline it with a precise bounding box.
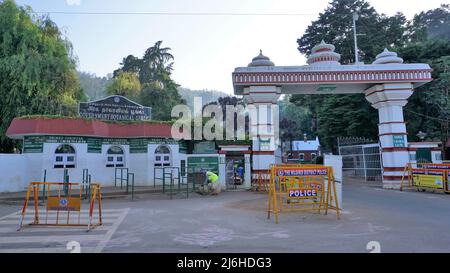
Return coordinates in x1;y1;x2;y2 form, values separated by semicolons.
0;186;166;203
0;208;129;253
0;181;449;253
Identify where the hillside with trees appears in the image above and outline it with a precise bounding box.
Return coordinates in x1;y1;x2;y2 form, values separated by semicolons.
77;71;111;101
178;88;229;110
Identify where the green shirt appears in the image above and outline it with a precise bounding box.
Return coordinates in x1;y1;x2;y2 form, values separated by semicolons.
206;171;219;183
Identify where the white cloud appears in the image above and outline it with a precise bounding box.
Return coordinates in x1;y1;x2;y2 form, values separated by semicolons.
66;0;81;6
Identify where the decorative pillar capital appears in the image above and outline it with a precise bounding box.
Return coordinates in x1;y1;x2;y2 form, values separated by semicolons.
243;86;281;104
364;83;414;109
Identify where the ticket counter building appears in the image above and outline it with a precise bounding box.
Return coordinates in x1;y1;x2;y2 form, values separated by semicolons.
6;116;188;189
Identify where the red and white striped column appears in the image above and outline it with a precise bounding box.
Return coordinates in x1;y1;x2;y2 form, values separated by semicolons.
365;83;414;189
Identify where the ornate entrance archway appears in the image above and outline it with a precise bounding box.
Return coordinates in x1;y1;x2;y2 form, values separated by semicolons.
232;41;433;189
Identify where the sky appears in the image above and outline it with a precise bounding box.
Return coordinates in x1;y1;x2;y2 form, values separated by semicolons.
16;0;447;94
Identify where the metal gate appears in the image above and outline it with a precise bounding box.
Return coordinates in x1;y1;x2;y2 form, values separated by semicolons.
338;137;382;182
225;160;235;189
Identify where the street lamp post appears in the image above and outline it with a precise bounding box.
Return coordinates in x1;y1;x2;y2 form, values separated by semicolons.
416;131;427;142
352;13;359;64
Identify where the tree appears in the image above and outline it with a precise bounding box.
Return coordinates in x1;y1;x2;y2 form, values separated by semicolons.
279;96;312;150
139;80;184;121
112;41;184;120
408;4;450;42
106;71;141;99
177;87;228;111
140;40;174;87
113;55;141;78
297;0;408;64
316;94;378;152
0;0;84;152
397;40;450;149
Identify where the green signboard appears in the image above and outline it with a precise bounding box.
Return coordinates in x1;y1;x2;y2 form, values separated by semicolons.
23;136;45;153
179;141;188;154
21;135;181;154
46;135;84;144
393;135;406;147
148;138;178;145
187;156;219;173
86;137;102;153
193;141;217;154
129;138;148;153
102;138;129;145
317;84;337;92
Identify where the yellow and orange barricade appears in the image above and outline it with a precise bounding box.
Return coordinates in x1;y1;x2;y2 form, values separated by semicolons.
18;182;103;231
401;163;450;193
267;164;340;224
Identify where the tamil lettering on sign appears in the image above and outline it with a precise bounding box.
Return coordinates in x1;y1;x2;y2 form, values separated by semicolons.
79;95;151;121
392;135;406;147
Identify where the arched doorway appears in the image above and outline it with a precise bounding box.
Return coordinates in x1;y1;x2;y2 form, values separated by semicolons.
106;146;125;168
155;145;171;167
54;144;76;169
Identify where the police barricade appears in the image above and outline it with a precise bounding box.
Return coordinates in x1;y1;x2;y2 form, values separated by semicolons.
251;170;270;192
401;163;450;193
18;182;103;231
267;164;340;224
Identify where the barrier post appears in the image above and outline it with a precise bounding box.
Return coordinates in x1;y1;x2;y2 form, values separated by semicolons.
87;174;91;202
18;185;32;231
63;169;70;196
41;169;47;203
127;172;135;200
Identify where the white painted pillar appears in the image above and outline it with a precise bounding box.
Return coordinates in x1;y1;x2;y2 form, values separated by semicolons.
365;83;413;189
244;153;251;189
218;153;226;190
244;86;281;177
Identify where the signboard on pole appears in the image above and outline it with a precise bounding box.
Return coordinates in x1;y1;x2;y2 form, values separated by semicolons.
187;156;219;173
